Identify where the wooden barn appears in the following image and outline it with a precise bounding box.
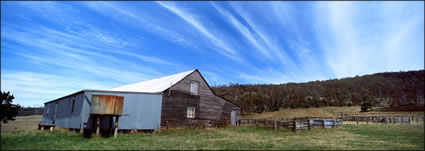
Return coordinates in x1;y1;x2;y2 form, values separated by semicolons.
40;69;240;133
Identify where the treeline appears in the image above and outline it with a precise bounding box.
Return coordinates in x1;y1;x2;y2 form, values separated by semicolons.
17;107;44;116
212;70;424;114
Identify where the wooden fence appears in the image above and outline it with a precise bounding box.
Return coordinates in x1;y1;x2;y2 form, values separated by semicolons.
239;114;423;132
337;113;424;124
240;117;342;132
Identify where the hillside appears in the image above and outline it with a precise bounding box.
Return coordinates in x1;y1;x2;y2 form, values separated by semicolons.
212;70;424;114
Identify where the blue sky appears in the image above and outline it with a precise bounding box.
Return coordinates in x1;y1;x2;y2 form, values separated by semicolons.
1;1;424;107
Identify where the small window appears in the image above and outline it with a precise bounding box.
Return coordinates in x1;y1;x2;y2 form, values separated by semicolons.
187;107;195;118
71;96;76;113
190;81;199;95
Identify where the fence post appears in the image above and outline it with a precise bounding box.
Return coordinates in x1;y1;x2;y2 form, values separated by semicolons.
366;117;369;125
356;116;359;125
274;120;277;130
408;116;411;124
292;120;297;132
308;120;311;130
322;120;326;128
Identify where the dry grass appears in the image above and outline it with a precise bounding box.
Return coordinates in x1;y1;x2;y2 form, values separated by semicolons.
1;115;42;132
4;123;423;150
1;114;424;150
242;106;425;119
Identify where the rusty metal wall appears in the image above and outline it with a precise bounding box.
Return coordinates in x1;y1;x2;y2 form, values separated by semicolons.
90;95;124;115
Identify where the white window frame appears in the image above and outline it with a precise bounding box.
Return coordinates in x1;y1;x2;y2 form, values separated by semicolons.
190;81;199;95
187;107;195;118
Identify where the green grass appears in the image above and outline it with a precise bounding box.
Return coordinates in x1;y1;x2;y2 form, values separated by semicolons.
1;123;424;150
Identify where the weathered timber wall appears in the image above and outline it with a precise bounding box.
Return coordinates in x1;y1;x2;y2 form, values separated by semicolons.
161;70;240;128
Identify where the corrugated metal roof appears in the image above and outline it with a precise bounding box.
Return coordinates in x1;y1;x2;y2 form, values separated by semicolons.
110;69;196;93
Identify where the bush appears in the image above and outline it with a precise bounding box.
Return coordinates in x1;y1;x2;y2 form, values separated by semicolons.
360;102;372;112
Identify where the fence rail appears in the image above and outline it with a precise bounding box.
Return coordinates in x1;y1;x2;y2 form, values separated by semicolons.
240;117;342;132
239;114;424;132
336;112;425;124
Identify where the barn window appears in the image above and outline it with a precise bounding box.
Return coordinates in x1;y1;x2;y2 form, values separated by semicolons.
187;107;195;118
190;81;199;95
71;96;76;113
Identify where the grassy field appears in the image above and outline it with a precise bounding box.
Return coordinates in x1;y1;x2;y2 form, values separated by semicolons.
1;122;424;150
1;115;42;132
242;106;425;119
1;109;424;150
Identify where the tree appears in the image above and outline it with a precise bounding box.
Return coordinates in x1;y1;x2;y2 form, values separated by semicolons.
0;91;21;130
360;102;372;112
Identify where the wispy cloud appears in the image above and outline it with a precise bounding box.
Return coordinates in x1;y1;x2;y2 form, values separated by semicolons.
314;1;424;78
1;1;423;106
1;70;115;107
229;3;300;72
157;2;247;64
211;2;272;60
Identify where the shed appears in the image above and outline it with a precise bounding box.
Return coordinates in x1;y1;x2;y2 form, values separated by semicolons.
40;69;240;132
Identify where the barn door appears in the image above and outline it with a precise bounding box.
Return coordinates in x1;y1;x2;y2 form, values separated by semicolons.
230;110;236;126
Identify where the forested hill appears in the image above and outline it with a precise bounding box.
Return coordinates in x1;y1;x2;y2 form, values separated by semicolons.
212;70;424;114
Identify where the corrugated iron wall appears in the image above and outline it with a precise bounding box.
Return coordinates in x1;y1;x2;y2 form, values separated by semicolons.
40;90;163;130
40;92;87;129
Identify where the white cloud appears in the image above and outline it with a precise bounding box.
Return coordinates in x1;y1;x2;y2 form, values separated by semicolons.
157;2;248;64
1;71;116;107
230;3;300;73
314;1;424;78
211;2;272;60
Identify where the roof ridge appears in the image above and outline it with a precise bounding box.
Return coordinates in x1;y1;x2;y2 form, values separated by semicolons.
138;69;196;83
110;69;197;93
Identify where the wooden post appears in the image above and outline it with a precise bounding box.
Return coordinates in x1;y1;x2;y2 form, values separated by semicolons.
292;120;296;132
273;120;277;130
322;120;326;128
109;116;114;136
308;120;311;130
333;119;336;128
79;123;84;134
408;116;411;124
416;117;418;123
114;116;119;138
356;117;359;125
96;116;100;136
389;116;392;123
